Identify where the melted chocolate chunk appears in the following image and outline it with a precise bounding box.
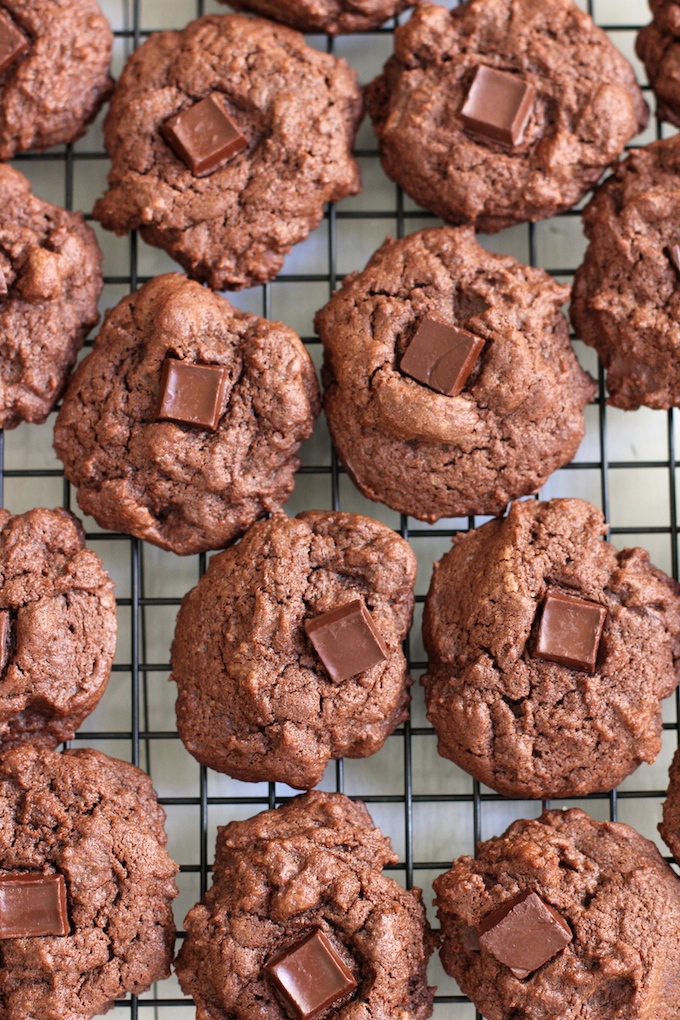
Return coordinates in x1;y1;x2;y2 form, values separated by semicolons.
477;890;572;979
461;66;536;148
533;588;607;673
264;930;357;1020
0;9;29;77
668;244;680;277
305;599;388;682
0;610;10;673
161;94;247;177
0;873;69;938
400;317;485;396
156;358;230;432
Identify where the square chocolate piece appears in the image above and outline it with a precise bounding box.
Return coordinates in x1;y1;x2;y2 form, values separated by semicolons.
461;65;536;148
400;316;485;396
477;890;572;979
0;873;70;939
156;358;230;432
304;599;388;683
264;930;357;1020
0;9;29;77
533;588;607;674
161;94;247;177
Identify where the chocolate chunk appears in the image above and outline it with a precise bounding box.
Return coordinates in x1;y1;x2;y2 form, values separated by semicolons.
0;610;10;673
304;599;388;682
0;267;7;299
533;588;607;673
669;244;680;277
400;317;485;396
477;890;572;979
264;929;357;1019
460;66;536;148
0;873;69;938
161;94;247;177
156;358;230;432
0;9;29;77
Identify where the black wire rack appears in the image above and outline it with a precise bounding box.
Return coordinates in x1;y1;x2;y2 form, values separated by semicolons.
4;0;678;1017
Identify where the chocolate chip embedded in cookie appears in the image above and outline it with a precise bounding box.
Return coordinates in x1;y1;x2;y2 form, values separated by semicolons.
365;0;647;232
315;225;595;522
218;0;414;34
175;791;436;1020
422;498;680;799
170;511;416;789
435;808;680;1020
93;14;362;290
53;274;320;556
0;745;178;1020
0;0;113;158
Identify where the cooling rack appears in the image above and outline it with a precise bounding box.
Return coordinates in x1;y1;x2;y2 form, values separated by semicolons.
5;0;678;1017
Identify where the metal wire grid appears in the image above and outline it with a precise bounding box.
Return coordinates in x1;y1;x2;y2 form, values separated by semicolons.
2;0;678;1017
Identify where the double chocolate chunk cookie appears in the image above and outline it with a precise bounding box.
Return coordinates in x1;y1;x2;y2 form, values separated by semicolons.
221;0;413;34
435;808;680;1020
637;1;680;125
175;791;435;1020
422;499;680;799
54;274;320;556
93;14;362;290
0;507;116;751
571;137;680;410
659;746;680;864
365;0;647;232
171;511;415;788
0;0;113;158
316;226;595;522
0;165;102;429
0;745;178;1020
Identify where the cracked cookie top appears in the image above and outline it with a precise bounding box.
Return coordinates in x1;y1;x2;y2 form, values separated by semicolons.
422;498;680;799
219;0;414;34
315;225;595;522
434;807;680;1020
170;511;416;789
53;274;320;556
92;13;363;290
175;791;436;1020
0;744;178;1020
0;507;116;751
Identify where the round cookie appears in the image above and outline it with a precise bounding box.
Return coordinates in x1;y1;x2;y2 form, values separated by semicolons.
175;791;436;1020
315;226;595;522
0;0;113;158
170;511;416;789
93;14;362;290
659;746;680;864
365;0;648;232
637;1;680;125
53;274;320;556
0;507;116;751
422;498;680;799
0;165;103;429
571;137;680;411
0;744;178;1020
220;0;413;34
434;808;680;1020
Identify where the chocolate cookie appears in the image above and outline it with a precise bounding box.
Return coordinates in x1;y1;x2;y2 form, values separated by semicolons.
220;0;413;34
434;807;680;1020
0;0;113;158
637;1;680;125
0;165;102;429
0;744;178;1020
422;498;680;800
53;274;320;556
93;14;362;290
171;511;416;788
365;0;648;232
316;226;595;522
0;507;117;751
175;791;436;1020
659;746;680;865
571;137;680;410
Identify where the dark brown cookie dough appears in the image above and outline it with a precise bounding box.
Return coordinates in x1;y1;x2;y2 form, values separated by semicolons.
571;137;680;411
316;226;595;522
0;165;103;429
434;808;680;1020
171;511;416;789
175;791;436;1020
637;1;680;125
365;0;648;232
0;744;178;1020
0;0;113;158
220;0;413;34
53;274;320;556
422;499;680;800
0;507;116;751
93;14;362;290
659;746;680;864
